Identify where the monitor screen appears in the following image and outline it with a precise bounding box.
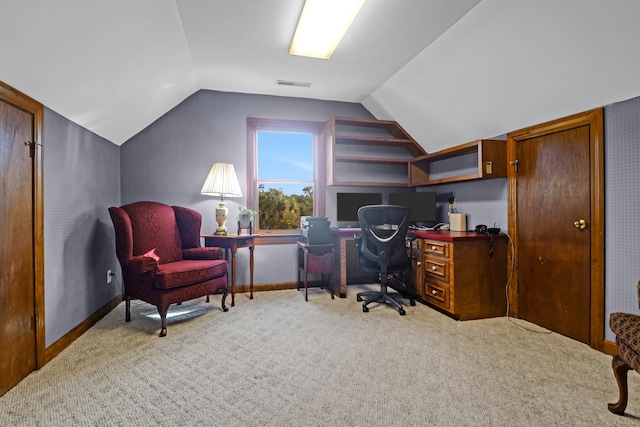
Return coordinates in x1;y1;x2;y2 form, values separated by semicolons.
336;192;382;222
388;191;437;223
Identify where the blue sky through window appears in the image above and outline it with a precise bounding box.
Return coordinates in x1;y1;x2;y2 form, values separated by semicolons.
257;131;313;195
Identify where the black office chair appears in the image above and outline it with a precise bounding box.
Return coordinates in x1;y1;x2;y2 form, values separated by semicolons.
355;205;415;315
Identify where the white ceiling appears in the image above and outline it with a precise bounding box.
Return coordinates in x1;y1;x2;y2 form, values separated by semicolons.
0;0;480;146
2;1;640;152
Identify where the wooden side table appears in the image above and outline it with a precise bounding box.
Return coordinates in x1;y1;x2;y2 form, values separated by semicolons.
296;241;335;301
203;234;258;307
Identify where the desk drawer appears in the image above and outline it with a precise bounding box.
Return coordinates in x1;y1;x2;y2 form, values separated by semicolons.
424;279;449;309
424;240;449;257
424;255;450;282
236;237;254;247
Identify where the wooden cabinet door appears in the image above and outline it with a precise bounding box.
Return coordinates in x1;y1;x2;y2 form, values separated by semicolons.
508;109;604;348
517;126;591;343
0;82;44;396
1;97;36;394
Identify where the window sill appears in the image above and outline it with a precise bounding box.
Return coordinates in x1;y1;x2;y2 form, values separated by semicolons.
255;234;300;245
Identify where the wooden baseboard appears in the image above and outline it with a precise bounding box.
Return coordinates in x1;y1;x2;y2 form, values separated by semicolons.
603;339;618;357
44;294;123;365
234;282;297;293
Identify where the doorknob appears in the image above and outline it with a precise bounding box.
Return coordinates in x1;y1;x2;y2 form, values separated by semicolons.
573;219;586;230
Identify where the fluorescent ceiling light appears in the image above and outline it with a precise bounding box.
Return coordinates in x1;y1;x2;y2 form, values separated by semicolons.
290;0;366;59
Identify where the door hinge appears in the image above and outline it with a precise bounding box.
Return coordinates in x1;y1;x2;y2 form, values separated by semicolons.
509;159;519;173
24;140;43;158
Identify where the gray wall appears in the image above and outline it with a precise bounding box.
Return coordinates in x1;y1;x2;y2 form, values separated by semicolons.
44;108;121;346
604;96;640;341
121;90;374;285
424;179;508;231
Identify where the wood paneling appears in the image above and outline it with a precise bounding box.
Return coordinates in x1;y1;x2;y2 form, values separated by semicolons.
507;109;604;350
0;81;44;395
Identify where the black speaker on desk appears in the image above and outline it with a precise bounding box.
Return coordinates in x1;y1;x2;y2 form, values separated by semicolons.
301;216;330;244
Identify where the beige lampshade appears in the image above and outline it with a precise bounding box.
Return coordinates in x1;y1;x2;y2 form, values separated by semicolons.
200;163;242;200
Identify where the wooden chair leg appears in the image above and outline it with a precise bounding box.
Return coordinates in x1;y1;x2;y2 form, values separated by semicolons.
157;306;169;337
125;296;131;322
221;289;229;312
609;354;632;415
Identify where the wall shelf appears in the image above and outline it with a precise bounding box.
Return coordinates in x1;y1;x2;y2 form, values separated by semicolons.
325;116;426;187
409;139;506;186
335;156;409;164
325;116;506;188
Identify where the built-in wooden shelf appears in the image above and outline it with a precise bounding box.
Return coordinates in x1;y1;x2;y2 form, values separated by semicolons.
325;116;507;188
325;116;426;187
409;139;506;186
334;156;409;164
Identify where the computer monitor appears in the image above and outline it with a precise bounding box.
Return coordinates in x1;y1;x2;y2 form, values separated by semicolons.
388;191;437;223
336;192;383;222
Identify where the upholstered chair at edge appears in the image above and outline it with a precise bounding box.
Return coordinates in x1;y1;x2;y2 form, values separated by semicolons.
608;281;640;415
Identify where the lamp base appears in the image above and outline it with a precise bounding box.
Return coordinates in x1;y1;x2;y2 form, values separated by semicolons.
215;202;229;236
214;227;228;236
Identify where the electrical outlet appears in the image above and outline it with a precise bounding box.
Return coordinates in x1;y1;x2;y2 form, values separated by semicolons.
107;269;112;284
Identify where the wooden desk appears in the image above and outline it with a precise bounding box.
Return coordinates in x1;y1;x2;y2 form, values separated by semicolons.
203;234;258;307
411;230;507;320
331;228;377;298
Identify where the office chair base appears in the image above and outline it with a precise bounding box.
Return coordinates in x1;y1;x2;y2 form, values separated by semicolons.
356;290;408;315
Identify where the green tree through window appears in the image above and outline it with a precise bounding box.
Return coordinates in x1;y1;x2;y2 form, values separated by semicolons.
258;185;313;229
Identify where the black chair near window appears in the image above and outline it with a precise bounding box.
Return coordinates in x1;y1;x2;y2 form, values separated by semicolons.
355;205;415;315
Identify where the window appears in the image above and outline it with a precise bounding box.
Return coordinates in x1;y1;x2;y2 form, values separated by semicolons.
247;118;326;237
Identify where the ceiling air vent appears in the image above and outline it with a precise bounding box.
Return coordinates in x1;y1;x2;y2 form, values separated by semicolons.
276;79;312;88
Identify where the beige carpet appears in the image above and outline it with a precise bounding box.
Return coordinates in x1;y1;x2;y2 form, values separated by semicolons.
1;284;640;426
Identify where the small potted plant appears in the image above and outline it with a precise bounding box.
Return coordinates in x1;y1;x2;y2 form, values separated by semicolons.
237;206;257;234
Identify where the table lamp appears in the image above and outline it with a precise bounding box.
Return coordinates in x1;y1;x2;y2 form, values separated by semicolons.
201;163;242;235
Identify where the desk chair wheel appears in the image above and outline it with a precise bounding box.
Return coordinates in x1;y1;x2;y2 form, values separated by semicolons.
399;307;406;316
409;299;416;306
357;295;364;302
362;304;369;313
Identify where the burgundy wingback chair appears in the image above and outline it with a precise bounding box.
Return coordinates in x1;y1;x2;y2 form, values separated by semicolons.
109;201;228;337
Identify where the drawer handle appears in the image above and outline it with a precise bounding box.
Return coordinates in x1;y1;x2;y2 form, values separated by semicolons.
431;246;437;250
432;266;437;271
432;289;437;295
416;261;421;266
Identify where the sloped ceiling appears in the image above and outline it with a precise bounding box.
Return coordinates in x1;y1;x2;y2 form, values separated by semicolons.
0;0;480;146
364;0;640;151
2;1;640;152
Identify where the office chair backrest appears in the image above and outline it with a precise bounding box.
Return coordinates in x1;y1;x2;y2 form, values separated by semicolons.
357;205;411;271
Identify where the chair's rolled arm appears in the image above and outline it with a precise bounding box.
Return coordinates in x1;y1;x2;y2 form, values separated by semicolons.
183;247;224;260
126;255;159;274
